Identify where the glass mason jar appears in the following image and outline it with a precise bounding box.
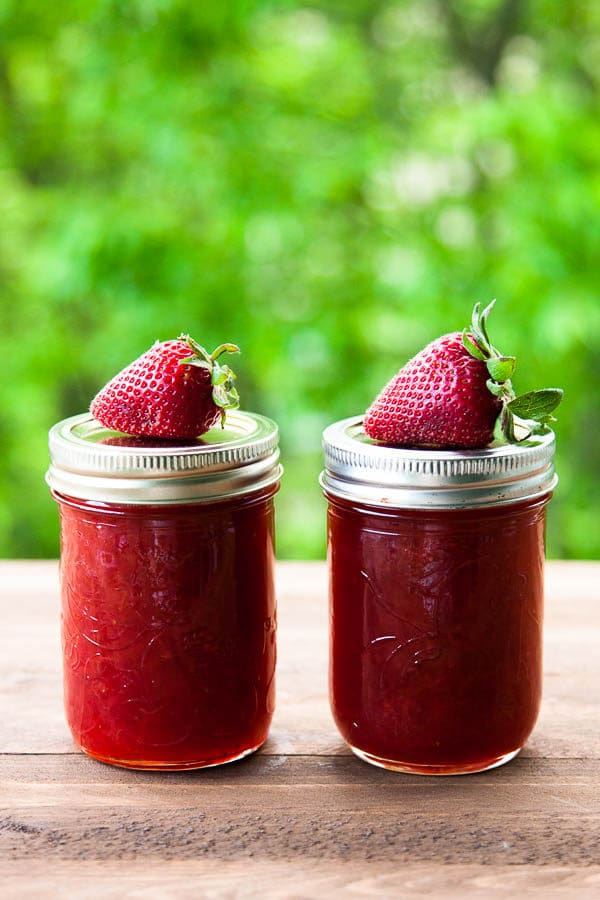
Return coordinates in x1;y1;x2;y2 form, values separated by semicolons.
47;411;282;771
321;417;557;775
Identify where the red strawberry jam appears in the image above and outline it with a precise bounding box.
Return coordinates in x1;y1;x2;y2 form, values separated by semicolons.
327;497;547;773
321;417;557;775
48;412;281;770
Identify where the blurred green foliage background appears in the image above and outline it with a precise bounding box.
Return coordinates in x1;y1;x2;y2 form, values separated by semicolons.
0;0;598;559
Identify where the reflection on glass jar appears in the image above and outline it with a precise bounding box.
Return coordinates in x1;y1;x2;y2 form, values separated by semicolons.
321;417;557;775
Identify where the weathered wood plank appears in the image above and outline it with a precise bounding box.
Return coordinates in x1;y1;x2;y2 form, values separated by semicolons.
2;802;599;864
2;861;600;900
2;753;597;786
1;757;600;867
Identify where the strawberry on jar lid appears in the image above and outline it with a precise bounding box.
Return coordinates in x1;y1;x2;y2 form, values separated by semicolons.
364;301;563;449
48;334;281;503
322;301;562;509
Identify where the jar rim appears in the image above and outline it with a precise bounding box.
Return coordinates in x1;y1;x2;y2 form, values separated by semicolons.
320;416;557;510
47;411;282;504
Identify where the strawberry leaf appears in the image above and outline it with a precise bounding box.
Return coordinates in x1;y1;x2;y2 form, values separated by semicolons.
469;307;492;355
179;356;211;370
213;384;239;407
504;407;521;442
211;364;229;386
478;298;496;346
462;330;487;361
486;378;505;397
211;343;241;360
180;335;213;365
520;416;551;435
494;406;509;442
504;408;516;442
486;356;516;383
508;389;563;420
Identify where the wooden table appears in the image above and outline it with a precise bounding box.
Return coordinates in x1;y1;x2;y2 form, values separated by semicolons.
1;561;599;898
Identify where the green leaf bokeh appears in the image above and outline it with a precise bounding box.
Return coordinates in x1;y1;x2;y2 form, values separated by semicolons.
0;0;598;558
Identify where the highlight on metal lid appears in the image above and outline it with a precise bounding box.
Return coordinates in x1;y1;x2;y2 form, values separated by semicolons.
47;411;282;504
320;416;557;510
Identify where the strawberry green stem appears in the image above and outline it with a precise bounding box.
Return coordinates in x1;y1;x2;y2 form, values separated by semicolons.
178;334;241;427
462;301;563;444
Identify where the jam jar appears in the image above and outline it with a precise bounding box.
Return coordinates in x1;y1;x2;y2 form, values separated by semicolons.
321;417;557;775
47;411;282;770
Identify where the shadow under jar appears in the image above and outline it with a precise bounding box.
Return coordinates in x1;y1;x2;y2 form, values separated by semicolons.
47;411;282;771
320;417;557;775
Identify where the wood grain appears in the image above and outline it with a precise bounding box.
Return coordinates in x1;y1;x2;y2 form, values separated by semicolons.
1;560;599;896
2;754;599;865
2;861;600;900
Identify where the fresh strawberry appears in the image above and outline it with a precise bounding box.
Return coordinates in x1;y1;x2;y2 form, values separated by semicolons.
91;336;240;439
364;301;563;449
364;332;499;448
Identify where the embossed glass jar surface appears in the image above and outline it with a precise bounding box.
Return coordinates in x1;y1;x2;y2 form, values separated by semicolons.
321;417;557;775
47;412;282;770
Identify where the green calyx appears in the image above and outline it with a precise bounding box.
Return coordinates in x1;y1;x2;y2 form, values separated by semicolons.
462;300;563;444
178;335;241;427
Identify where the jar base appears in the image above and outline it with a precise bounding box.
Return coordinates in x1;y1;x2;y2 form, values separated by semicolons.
349;745;521;775
79;741;264;772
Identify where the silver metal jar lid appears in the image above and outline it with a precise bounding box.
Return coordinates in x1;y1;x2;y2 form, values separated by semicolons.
47;411;282;504
320;416;557;509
